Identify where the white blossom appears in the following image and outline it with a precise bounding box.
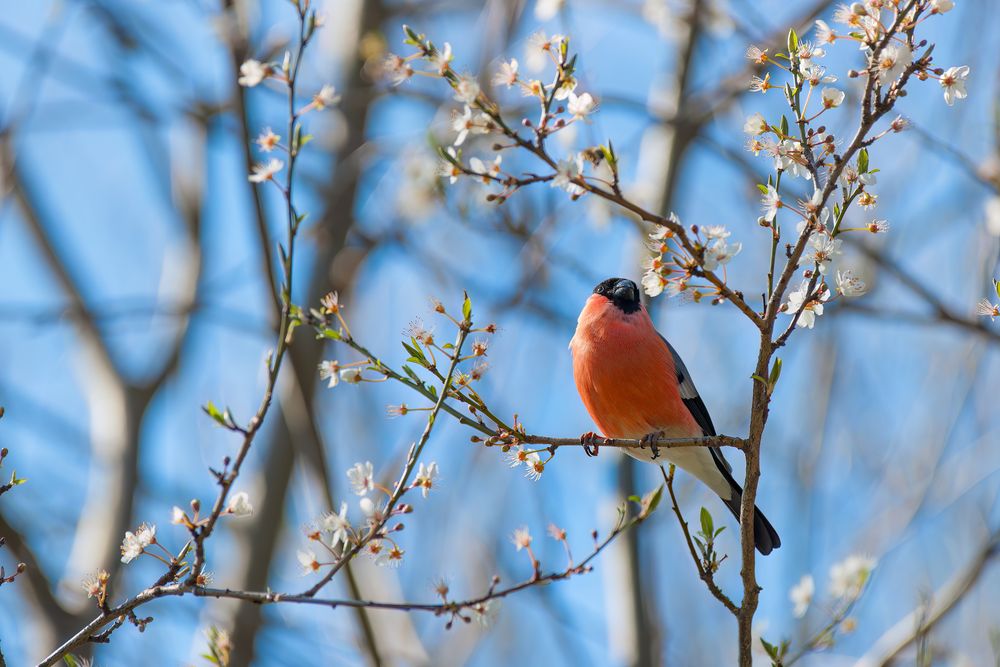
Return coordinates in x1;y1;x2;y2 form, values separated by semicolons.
552;154;585;196
297;549;320;575
567;92;597;120
774;140;812;180
874;43;912;84
939;65;969;106
930;0;954;13
829;554;877;600
835;269;868;297
760;185;782;222
474;599;500;627
414;461;439;498
703;237;742;271
438;147;462;184
512;526;532;550
492;59;519;88
339;367;363;384
813;19;836;44
523;452;545;480
171;506;187;524
120;523;156;563
453;75;481;104
642;269;667;297
806;234;842;273
248;158;284;183
256;127;280;152
428;42;452;76
452;105;490;146
347;461;375;496
469;155;502;183
312;84;340;109
976;299;1000;320
790;574;814;618
226;491;253;517
238;59;268;87
785;280;829;329
318;360;341;387
743;112;768;135
322;502;351;548
383;54;413;85
821;87;845;109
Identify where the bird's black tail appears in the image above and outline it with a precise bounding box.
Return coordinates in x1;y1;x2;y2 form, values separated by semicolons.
720;479;781;556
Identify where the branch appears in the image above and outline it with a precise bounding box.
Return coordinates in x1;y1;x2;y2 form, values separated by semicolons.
660;465;739;615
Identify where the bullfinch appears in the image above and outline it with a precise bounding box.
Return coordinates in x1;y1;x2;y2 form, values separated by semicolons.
569;277;780;555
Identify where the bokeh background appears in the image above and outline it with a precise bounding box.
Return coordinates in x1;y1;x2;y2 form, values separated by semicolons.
1;0;999;665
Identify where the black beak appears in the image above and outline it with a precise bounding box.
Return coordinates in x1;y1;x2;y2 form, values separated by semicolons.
612;279;638;303
593;277;641;314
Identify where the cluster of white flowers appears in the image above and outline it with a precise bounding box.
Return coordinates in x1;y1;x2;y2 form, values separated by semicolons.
789;553;877;620
640;214;742;298
297;459;441;575
504;446;547;481
318;360;364;387
237;42;339;185
120;523;156;564
384;28;601;200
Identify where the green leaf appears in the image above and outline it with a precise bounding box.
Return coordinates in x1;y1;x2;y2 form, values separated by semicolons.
756;183;770;195
203;401;227;427
627;494;641;504
768;357;782;389
858;147;869;173
299;133;313;148
779;115;789;136
760;638;779;660
462;291;473;322
321;328;341;340
700;507;714;537
786;28;799;54
642;485;664;516
994;279;1000;299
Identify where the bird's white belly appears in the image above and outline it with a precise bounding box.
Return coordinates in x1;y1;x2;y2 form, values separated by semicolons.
621;429;734;500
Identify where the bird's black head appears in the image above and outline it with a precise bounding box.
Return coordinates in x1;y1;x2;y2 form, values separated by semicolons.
593;277;641;314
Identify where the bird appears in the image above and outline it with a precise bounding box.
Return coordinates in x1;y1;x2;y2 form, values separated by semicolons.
569;277;780;555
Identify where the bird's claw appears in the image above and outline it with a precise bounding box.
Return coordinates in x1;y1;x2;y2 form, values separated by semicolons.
580;431;606;457
640;431;664;460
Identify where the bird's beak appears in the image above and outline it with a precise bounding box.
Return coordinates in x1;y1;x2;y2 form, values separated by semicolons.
612;280;637;303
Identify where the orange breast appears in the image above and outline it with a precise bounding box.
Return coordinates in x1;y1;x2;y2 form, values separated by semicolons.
570;297;701;439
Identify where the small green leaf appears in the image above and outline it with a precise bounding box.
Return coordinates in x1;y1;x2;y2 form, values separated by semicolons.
994;279;1000;299
627;494;641;504
779;115;789;136
768;357;782;389
642;485;664;516
858;147;869;173
462;291;472;322
700;507;714;537
321;328;341;340
757;183;770;195
786;28;799;54
203;401;227;426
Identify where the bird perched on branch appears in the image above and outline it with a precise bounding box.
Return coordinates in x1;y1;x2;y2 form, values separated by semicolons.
569;277;780;555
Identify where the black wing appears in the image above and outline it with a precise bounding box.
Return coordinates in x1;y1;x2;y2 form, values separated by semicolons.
659;335;732;476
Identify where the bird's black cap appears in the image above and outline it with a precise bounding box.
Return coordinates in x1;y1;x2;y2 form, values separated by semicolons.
594;277;641;314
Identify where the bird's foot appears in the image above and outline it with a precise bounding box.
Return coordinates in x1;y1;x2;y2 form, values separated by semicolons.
640;431;664;460
580;431;607;457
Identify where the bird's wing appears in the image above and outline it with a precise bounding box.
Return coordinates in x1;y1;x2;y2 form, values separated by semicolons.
660;335;733;476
